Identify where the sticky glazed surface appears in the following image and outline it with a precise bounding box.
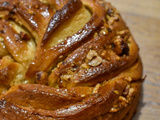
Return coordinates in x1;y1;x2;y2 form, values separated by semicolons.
0;0;143;119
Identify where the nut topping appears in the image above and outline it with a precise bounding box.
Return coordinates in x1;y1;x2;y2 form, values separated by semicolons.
87;50;103;67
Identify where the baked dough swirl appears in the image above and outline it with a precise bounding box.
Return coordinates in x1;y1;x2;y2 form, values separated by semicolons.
0;0;143;119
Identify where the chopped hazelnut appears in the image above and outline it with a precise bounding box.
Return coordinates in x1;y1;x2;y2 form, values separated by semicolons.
124;77;132;82
109;107;119;112
94;32;98;38
116;56;120;61
61;75;70;82
105;6;109;11
57;62;62;68
88;56;102;67
87;50;98;60
114;90;119;94
100;28;108;35
117;30;129;35
58;55;63;59
108;17;115;25
113;38;129;56
100;50;107;57
35;4;39;9
61;74;73;82
81;94;86;97
93;83;101;94
27;9;34;15
0;37;4;42
119;96;128;107
119;96;128;103
74;80;79;83
113;14;119;21
123;85;130;96
81;63;90;69
128;88;135;96
67;70;75;75
87;50;103;67
127;88;136;102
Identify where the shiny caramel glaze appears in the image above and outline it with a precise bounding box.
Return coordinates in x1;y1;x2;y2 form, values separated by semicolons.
0;0;144;119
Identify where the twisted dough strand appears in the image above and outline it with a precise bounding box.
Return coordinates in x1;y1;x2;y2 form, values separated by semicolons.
0;0;143;119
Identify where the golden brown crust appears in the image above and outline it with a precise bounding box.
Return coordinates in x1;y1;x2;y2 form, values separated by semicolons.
0;0;144;119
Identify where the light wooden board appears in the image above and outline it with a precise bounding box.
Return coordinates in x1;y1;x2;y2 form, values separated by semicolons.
106;0;160;119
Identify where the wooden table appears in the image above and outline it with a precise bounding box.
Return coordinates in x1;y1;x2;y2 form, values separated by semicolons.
106;0;160;119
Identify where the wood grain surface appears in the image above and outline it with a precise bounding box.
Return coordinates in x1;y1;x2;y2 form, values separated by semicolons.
106;0;160;120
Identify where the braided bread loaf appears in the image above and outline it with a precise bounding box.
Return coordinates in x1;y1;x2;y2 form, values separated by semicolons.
0;0;143;119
